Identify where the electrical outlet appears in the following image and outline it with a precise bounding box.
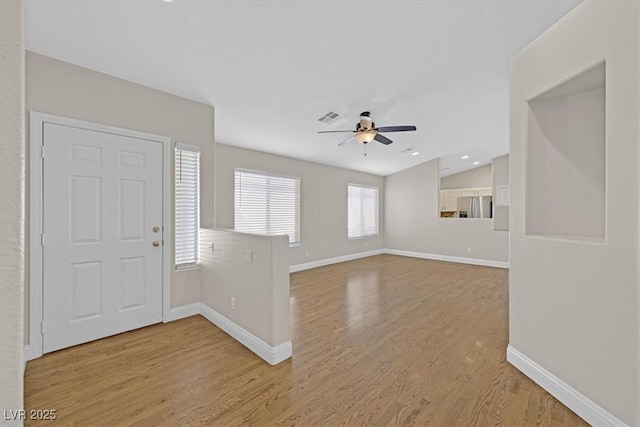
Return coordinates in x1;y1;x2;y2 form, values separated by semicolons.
467;247;472;254
243;249;252;263
209;242;214;253
230;297;236;310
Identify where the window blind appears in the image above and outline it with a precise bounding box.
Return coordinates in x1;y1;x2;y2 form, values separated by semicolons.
348;184;379;239
175;143;200;268
234;169;300;246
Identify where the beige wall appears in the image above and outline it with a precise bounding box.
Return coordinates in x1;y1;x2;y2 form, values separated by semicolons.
384;158;508;264
214;143;384;266
492;154;509;231
26;52;214;312
509;2;639;425
527;87;605;240
199;229;290;350
1;1;25;423
440;164;492;189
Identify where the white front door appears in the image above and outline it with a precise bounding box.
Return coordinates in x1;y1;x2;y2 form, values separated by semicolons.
42;123;163;353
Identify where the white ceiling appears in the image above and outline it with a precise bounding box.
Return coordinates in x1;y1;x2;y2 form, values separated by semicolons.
24;0;581;177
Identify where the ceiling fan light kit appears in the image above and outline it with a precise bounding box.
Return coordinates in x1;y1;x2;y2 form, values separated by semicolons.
355;130;376;144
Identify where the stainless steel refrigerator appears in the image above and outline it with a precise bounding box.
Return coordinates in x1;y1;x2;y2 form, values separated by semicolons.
457;196;492;218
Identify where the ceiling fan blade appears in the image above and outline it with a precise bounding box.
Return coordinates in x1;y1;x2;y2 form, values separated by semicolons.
374;133;393;145
338;136;355;146
376;125;417;133
318;130;355;134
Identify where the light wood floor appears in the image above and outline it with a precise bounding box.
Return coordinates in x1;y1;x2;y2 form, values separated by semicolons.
25;255;588;426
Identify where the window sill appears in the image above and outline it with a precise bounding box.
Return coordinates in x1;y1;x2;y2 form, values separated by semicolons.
175;264;201;272
348;235;379;241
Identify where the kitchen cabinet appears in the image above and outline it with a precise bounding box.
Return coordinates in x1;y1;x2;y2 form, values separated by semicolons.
440;187;493;213
441;190;461;211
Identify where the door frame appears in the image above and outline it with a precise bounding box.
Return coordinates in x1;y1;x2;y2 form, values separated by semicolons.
27;112;172;361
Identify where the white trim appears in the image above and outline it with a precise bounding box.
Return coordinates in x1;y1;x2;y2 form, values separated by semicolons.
28;112;172;359
383;248;509;269
27;300;293;366
199;304;292;365
289;249;509;272
506;345;626;427
174;263;201;272
175;142;200;153
29;113;44;360
164;303;201;322
164;302;291;365
24;344;39;363
235;167;301;182
290;249;384;273
161;129;172;322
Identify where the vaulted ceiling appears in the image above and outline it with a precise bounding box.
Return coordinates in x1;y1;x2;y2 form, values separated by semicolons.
25;0;581;176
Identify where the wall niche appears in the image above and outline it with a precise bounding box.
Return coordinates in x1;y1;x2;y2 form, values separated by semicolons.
526;62;606;242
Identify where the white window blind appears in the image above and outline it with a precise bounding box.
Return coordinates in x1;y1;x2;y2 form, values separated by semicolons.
348;184;379;239
175;143;200;268
234;169;300;246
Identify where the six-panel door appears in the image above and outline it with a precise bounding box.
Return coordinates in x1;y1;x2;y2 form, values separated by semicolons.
42;123;163;353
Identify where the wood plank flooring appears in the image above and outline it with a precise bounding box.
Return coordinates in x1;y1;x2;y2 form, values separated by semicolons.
24;255;588;426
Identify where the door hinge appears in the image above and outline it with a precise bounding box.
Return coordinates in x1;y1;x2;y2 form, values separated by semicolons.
41;144;45;159
40;321;44;335
40;233;44;246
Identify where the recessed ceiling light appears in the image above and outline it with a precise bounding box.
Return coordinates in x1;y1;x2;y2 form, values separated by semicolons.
163;0;173;2
461;155;469;159
473;161;480;165
411;151;420;156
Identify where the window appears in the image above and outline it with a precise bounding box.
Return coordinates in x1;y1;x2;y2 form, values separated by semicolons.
234;169;300;246
175;143;200;268
348;184;378;239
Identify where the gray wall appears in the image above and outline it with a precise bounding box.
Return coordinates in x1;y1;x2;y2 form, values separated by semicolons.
440;164;492;189
509;1;639;424
214;143;384;266
1;0;25;422
26;52;215;311
384;158;508;264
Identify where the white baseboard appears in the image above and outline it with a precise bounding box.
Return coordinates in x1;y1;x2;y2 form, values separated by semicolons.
290;249;384;273
506;345;626;427
26;303;290;366
164;302;201;322
199;304;292;365
167;302;291;365
383;248;509;269
290;248;508;272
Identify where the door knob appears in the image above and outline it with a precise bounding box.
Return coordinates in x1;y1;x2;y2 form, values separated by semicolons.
152;241;160;247
152;226;160;233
